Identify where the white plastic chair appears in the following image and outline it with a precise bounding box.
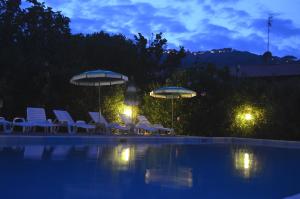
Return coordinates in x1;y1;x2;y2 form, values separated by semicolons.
120;114;133;126
13;107;57;133
54;110;95;134
136;115;174;135
89;112;130;134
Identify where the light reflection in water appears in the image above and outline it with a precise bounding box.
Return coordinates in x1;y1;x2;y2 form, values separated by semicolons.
243;153;250;169
112;145;136;170
145;168;193;188
121;148;130;162
233;148;259;178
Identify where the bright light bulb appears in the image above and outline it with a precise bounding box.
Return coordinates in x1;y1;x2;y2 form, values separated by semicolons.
124;106;132;118
244;113;253;121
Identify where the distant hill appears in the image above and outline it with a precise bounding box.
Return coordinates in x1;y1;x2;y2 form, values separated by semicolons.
169;48;300;68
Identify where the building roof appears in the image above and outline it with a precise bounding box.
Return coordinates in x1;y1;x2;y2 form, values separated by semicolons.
231;64;300;78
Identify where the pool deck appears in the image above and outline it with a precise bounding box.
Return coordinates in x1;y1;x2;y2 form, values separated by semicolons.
1;133;300;148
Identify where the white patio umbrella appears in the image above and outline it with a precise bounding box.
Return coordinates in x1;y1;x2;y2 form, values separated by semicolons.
150;86;196;128
70;69;128;113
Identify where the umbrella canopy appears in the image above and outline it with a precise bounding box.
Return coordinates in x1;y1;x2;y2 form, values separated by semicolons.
70;69;128;86
150;86;196;99
70;69;128;113
150;86;196;129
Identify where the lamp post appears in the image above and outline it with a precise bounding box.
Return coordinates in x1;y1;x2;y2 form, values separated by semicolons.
124;80;139;123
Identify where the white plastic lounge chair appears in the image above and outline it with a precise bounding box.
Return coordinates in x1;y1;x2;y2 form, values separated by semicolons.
135;115;158;134
136;115;174;135
89;111;130;134
120;113;136;133
120;114;133;126
152;124;174;135
135;122;158;134
54;110;95;134
0;117;12;133
13;107;57;133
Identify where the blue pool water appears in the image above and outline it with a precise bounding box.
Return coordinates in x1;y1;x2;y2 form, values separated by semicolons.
0;143;300;199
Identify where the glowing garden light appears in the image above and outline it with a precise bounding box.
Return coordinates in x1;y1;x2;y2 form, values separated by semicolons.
244;113;253;121
232;104;265;134
123;106;133;118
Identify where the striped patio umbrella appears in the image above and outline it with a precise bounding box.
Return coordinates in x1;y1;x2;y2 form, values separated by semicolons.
70;69;128;113
150;86;196;128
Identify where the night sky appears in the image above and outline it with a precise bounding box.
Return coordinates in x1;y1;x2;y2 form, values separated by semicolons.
32;0;300;57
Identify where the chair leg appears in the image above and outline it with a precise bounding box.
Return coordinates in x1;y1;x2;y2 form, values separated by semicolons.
53;126;59;134
67;125;72;134
22;126;28;133
4;123;12;134
68;125;76;134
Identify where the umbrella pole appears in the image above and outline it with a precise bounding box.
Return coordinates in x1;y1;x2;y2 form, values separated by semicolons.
171;98;174;129
98;85;101;114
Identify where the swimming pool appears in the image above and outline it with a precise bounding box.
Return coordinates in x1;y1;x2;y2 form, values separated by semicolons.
0;136;300;199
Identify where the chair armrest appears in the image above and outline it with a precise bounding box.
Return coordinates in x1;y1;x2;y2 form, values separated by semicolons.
13;117;26;123
76;120;86;124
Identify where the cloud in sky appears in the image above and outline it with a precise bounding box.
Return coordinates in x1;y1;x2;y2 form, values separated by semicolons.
35;0;300;57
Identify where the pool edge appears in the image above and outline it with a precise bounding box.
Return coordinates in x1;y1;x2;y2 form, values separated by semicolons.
0;135;300;149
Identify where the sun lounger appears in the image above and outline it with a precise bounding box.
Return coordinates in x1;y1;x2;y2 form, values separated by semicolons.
136;115;174;135
136;115;159;134
120;114;133;126
120;113;136;132
13;107;57;133
54;110;96;134
152;124;174;135
135;122;158;134
89;111;130;134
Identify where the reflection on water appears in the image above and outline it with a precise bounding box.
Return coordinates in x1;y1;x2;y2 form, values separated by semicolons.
233;148;259;178
145;168;193;188
1;144;300;199
112;145;136;170
24;145;45;160
51;145;72;160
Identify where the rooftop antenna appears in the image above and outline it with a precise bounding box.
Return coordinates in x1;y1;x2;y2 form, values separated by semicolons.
267;15;273;52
